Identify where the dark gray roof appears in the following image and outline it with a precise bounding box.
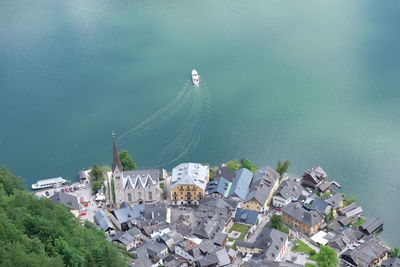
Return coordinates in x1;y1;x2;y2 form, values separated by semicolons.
282;202;324;227
275;179;303;200
112;231;134;246
49;192;80;210
328;228;359;252
234;208;258;225
215;166;236;182
360;217;384;235
213;233;227;246
245;167;279;204
113;204;144;224
341;237;389;267
198;253;219;267
302;166;327;184
228;168;253;200
382;257;400;267
142;204;167;222
132;257;152;267
207;177;231;196
236;226;288;261
338;202;358;214
94;210;115;231
304;196;331;214
244;260;303;267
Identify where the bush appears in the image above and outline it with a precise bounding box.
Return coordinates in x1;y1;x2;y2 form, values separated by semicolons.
310;249;316;255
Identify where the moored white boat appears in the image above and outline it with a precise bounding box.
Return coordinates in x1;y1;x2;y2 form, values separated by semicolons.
31;177;67;190
191;69;200;86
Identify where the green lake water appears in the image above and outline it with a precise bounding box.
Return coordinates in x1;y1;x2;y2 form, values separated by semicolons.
1;0;400;245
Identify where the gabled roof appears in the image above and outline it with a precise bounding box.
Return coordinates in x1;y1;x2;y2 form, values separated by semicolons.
360;217;384;235
303;166;327;184
236;226;288;261
215;166;236;182
94;210;115;231
112;231;134;246
206;177;232;197
275;179;303;201
245;167;279;204
234;208;258;225
325;193;343;209
113;204;144;224
49;192;80;210
382;257;400;267
228;168;253;200
123;169;160;189
304;196;331;214
171;163;209;191
282;202;324;227
342;237;389;267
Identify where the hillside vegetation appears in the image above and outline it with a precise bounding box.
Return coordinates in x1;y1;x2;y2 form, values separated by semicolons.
0;166;127;267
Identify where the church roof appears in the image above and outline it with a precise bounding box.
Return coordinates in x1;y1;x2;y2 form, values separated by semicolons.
112;133;123;173
123;169;160;189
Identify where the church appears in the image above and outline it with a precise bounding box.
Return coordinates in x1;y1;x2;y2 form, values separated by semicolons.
111;134;165;206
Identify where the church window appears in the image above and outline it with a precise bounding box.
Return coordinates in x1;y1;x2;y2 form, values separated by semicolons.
128;193;132;202
148;191;152;200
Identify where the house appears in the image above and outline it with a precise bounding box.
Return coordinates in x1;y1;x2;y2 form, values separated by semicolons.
244;260;303;267
171;163;209;205
111;135;164;206
213;233;228;247
93;210;115;233
341;237;390;267
111;204;144;230
234;208;259;226
338;202;363;218
360;217;384;235
272;179;303;208
206;177;232;198
324;192;344;216
382;257;400;267
301;166;331;192
228;168;253;201
236;226;288;261
49;191;80;211
281;202;324;236
303;196;332;215
244;167;280;212
214;166;236;182
159;230;184;252
111;231;135;251
198;248;231;267
327;227;362;253
175;239;200;262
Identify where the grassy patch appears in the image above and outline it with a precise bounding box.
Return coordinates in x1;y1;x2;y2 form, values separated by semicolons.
291;239;314;254
228;224;250;240
352;217;366;226
305;264;316;267
159;183;164;189
279;225;289;234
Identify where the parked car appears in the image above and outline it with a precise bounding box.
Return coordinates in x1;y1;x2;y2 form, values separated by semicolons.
69;187;74;192
61;188;65;193
81;184;86;189
65;187;69;192
45;191;50;196
275;207;281;211
79;212;87;216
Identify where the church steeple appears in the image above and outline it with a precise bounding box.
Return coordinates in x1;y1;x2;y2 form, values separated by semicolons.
112;132;123;172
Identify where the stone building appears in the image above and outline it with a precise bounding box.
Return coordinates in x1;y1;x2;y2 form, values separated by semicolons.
111;134;165;206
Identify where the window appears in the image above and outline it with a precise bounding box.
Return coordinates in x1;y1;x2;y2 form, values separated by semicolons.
148;191;152;200
128;193;132;202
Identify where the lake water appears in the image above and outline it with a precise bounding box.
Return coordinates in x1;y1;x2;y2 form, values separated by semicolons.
1;0;399;245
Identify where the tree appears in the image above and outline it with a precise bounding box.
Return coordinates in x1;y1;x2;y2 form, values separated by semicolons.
90;164;104;181
275;160;291;176
92;180;102;193
390;247;400;257
119;150;138;171
225;160;239;171
269;214;283;230
315;245;338;267
0;166;127;267
239;159;258;172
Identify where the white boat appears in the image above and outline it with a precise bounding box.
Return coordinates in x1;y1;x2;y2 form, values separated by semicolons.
191;69;200;86
31;177;67;190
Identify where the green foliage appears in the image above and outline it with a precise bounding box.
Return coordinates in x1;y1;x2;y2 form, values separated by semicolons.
291;239;314;254
390;247;400;257
225;160;239;171
228;224;250;240
209;167;217;181
320;191;332;200
0;166;25;196
310;249;316;256
90;164;105;193
315;245;338;267
239;159;258;173
343;196;356;206
119;150;138;171
268;214;289;233
0;166;127;267
275;160;291;176
325;209;334;222
352;217;366;227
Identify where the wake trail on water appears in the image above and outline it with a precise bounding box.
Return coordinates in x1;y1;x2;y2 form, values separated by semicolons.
118;80;192;142
154;81;213;167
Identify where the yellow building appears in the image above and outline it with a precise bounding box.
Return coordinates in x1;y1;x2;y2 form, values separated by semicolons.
243;167;280;212
171;163;209;205
282;202;324;236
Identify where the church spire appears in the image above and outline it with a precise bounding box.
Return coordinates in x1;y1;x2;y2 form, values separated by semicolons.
112;132;123;172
